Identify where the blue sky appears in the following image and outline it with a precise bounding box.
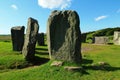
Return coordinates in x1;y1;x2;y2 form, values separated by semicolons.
0;0;120;34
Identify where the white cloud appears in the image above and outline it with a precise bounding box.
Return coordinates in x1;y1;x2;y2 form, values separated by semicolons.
11;4;18;10
117;9;120;13
95;15;108;21
38;0;72;9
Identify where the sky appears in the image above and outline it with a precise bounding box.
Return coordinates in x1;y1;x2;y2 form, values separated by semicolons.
0;0;120;34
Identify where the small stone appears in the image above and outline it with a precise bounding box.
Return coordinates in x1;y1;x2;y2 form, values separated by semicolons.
91;63;96;66
64;66;82;71
98;62;109;66
51;61;63;67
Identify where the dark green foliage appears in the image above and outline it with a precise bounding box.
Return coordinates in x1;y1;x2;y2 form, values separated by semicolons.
81;33;87;42
96;27;120;36
86;27;120;43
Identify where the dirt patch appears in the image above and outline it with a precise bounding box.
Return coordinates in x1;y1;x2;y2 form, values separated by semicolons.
81;47;93;53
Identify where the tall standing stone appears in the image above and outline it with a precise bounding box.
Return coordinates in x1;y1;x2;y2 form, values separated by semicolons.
37;33;44;46
47;10;82;63
11;26;25;51
114;31;120;45
22;17;39;60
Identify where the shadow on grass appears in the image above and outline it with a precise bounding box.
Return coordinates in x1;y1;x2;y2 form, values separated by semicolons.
107;43;113;45
35;45;49;55
82;59;93;64
36;48;48;51
27;56;50;66
80;59;93;75
83;65;120;71
9;56;50;70
81;58;120;75
35;51;49;55
4;40;11;42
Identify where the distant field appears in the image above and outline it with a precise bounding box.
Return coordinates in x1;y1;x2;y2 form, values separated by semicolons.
0;36;120;80
0;35;11;41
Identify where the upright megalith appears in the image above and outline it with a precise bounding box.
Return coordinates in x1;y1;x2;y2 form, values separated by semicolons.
113;31;120;45
11;26;25;51
22;17;39;60
47;10;82;63
37;33;44;46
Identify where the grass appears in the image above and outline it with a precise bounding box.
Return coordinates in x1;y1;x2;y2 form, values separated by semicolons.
82;44;120;66
0;35;11;42
0;36;120;80
0;41;30;72
81;44;120;80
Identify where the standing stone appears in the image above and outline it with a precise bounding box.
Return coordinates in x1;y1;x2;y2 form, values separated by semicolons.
11;26;25;51
37;33;44;46
94;36;109;44
81;33;87;43
47;10;82;63
22;17;39;60
113;31;120;45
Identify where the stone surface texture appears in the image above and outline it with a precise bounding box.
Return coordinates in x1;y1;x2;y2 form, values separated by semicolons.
37;33;44;46
113;31;120;45
64;66;82;71
50;61;63;67
94;36;109;44
47;10;82;63
22;17;39;60
11;26;25;51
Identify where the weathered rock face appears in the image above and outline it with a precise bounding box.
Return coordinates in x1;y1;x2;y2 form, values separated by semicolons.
113;31;120;45
37;33;44;46
22;17;39;60
11;26;25;51
47;10;82;63
94;36;109;44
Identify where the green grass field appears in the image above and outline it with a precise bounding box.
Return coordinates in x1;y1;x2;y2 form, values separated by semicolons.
0;36;120;80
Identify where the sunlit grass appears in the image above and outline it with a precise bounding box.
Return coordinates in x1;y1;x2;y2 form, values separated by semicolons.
0;40;120;80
